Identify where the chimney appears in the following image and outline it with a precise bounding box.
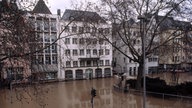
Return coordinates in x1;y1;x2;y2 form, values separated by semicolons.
57;9;61;16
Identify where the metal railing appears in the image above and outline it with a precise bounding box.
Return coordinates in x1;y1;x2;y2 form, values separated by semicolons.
128;89;192;101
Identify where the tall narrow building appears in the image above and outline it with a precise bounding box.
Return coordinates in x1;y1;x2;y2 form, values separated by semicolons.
28;0;59;81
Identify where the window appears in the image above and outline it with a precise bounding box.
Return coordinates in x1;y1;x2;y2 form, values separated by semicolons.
52;56;57;64
73;61;78;67
93;49;97;55
73;50;78;56
44;36;50;43
65;38;70;44
173;38;180;43
92;39;97;44
51;44;57;53
99;38;104;45
37;19;43;31
72;26;77;32
80;61;85;67
86;38;91;45
38;56;44;64
87;61;91;67
133;67;137;76
129;67;132;76
50;19;56;31
6;48;13;56
45;45;50;53
173;56;180;62
79;27;84;33
149;58;152;62
86;27;90;32
66;61;71;67
79;38;84;44
6;67;23;80
137;40;140;44
99;49;104;55
65;50;70;56
80;49;84;56
99;60;104;66
51;36;56;42
105;60;110;66
45;56;51;64
173;47;180;53
44;19;49;31
39;36;43;43
133;67;136;72
93;60;98;66
148;57;158;62
72;38;78;44
29;17;35;28
86;49;91;54
105;49;110;55
65;26;69;32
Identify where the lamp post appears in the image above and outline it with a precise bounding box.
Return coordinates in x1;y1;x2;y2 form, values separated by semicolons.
138;15;147;108
91;88;96;108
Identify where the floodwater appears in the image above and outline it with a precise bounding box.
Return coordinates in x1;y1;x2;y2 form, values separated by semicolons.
0;78;192;108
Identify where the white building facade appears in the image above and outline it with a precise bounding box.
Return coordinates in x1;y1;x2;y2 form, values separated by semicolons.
58;9;113;80
113;22;158;77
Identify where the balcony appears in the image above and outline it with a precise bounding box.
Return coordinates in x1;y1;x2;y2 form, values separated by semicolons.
78;57;99;61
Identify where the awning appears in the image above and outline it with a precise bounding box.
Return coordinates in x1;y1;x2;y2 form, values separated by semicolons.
32;64;58;73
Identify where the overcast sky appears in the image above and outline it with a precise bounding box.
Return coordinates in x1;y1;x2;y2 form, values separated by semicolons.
48;0;98;14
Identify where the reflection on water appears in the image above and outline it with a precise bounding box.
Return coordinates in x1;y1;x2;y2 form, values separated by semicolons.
0;78;192;108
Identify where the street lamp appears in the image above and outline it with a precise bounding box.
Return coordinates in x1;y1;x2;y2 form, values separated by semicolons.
91;88;96;108
138;15;147;108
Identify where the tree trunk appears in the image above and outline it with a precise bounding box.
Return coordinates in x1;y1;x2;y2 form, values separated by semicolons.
136;62;143;90
0;62;3;80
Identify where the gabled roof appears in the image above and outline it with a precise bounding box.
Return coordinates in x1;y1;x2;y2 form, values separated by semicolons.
61;9;106;23
32;0;51;14
156;16;192;31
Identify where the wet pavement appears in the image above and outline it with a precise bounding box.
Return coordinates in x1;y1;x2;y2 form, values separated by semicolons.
0;77;192;108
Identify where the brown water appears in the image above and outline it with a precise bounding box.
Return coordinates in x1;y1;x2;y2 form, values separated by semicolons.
0;78;192;108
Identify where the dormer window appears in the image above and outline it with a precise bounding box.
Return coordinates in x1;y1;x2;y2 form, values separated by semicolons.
65;26;69;32
72;26;77;32
79;27;84;33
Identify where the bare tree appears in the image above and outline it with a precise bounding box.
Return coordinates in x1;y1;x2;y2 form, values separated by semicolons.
0;1;61;107
0;0;40;86
90;0;192;89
